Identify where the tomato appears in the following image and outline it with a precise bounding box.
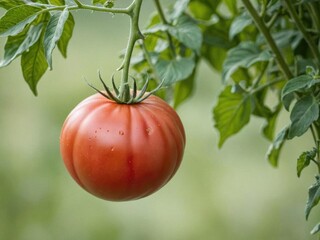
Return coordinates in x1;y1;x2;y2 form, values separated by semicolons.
60;93;185;201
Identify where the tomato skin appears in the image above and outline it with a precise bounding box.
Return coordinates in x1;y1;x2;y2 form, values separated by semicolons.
60;93;185;201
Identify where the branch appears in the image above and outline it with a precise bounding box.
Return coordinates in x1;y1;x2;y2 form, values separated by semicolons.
283;0;320;65
241;0;293;80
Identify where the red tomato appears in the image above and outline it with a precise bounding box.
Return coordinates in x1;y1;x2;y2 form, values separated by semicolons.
60;93;185;201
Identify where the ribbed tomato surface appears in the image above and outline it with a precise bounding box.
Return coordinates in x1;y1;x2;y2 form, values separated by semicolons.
60;93;185;201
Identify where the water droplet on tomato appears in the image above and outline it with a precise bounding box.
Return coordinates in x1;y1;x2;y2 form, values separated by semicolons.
111;147;115;152
119;130;124;136
146;127;152;135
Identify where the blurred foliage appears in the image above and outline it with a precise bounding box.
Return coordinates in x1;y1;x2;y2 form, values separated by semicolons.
0;0;320;239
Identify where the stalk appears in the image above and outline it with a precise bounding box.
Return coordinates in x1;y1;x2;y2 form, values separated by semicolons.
153;0;176;58
241;0;293;80
283;0;320;66
118;0;144;102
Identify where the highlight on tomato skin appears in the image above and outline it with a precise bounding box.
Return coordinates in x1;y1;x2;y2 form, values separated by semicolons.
60;92;186;201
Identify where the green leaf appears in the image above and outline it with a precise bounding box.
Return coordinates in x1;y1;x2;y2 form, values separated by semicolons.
281;74;313;110
0;5;42;37
57;13;74;58
21;37;48;95
0;0;25;10
224;0;238;15
262;104;282;141
311;223;320;235
222;42;271;83
229;11;252;39
297;149;316;177
288;95;319;139
169;0;189;20
155;56;195;85
306;176;320;220
49;0;65;5
43;8;69;69
214;86;252;147
173;67;196;109
0;24;43;67
188;1;219;21
168;15;203;53
266;127;288;167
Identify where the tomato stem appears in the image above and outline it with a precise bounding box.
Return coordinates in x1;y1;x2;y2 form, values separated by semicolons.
153;0;176;58
118;0;144;102
283;0;320;66
242;0;293;81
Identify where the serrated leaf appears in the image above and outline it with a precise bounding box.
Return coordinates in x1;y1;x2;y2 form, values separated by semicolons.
281;74;313;110
43;8;69;69
0;5;42;37
168;15;202;53
311;223;320;235
57;13;74;58
155;56;195;85
306;176;320;220
214;86;252;147
0;0;25;10
0;24;43;67
222;42;271;83
21;37;48;95
266;127;288;167
297;149;316;177
229;11;252;39
288;95;319;139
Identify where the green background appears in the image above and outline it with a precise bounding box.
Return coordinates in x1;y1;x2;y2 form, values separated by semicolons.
0;1;318;239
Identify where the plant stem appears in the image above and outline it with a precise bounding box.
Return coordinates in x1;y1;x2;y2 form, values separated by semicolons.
306;3;320;33
140;41;161;80
283;0;320;66
251;78;285;94
317;140;320;174
252;62;269;89
153;0;176;58
118;0;144;102
39;2;130;15
311;124;318;146
241;0;293;80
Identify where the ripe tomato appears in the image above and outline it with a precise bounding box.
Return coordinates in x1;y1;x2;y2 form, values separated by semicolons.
60;93;185;201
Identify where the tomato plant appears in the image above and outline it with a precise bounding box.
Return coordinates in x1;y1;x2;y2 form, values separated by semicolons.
1;0;320;237
60;90;185;201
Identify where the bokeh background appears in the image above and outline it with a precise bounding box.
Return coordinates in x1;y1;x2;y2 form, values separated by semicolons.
0;1;319;239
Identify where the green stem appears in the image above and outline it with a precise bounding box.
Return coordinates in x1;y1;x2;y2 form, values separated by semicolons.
252;62;269;89
310;124;318;146
242;0;293;80
42;2;130;14
153;0;176;58
283;0;320;65
140;41;161;80
118;0;144;102
306;3;320;33
317;140;320;174
310;124;320;174
251;78;285;94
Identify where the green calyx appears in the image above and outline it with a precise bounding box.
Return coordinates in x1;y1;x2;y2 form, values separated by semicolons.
86;72;163;104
